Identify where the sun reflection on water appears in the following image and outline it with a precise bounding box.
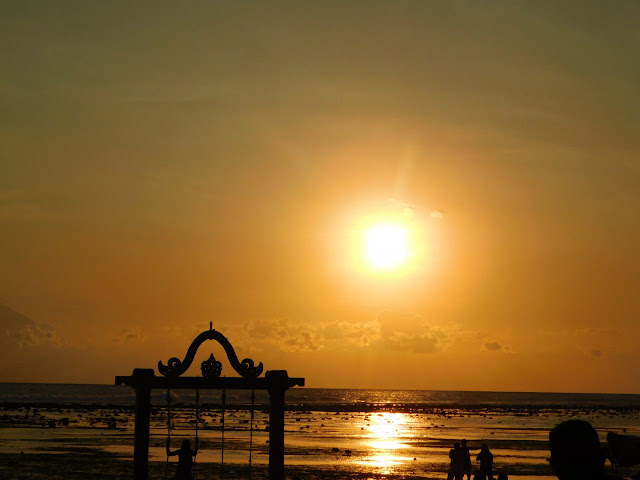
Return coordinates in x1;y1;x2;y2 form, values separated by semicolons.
358;412;412;472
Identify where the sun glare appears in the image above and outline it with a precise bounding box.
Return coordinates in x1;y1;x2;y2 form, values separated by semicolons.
364;224;409;269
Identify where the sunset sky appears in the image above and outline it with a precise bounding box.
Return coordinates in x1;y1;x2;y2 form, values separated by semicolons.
1;2;639;393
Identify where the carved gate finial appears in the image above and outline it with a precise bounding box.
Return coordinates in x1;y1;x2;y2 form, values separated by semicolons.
158;325;263;378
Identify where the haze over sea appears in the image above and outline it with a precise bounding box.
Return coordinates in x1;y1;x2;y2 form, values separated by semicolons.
1;384;639;480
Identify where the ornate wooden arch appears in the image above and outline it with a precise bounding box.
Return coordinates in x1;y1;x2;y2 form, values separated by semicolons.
158;322;263;378
115;323;304;480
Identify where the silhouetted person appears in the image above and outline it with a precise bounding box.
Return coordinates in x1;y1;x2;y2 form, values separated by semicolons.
477;444;494;480
461;439;472;480
448;442;464;480
167;438;198;480
549;420;622;480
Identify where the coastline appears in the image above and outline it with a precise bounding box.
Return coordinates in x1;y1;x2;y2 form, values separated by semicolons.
2;386;640;479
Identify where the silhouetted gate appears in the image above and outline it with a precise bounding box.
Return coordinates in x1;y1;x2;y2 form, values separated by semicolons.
115;323;304;480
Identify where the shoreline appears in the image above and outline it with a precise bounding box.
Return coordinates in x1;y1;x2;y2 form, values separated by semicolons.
0;451;558;480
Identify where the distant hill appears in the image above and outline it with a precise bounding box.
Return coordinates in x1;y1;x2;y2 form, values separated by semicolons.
0;304;59;348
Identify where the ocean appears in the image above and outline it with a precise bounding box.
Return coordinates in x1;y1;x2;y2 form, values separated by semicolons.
1;384;639;480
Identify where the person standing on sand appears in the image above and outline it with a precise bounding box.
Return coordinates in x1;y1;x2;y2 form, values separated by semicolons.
167;438;198;480
461;439;472;480
477;444;494;480
448;442;464;480
549;420;623;480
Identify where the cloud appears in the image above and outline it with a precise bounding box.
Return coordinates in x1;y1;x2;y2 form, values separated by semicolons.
224;310;485;356
376;311;464;354
430;211;444;219
482;341;515;353
573;328;617;337
113;328;146;345
230;317;321;353
384;331;438;354
0;305;62;348
377;311;423;336
484;341;503;351
589;349;603;358
318;321;375;348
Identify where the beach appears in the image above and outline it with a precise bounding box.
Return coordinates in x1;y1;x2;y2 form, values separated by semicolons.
3;1;640;476
1;385;640;480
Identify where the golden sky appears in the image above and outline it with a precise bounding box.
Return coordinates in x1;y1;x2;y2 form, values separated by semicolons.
1;2;639;392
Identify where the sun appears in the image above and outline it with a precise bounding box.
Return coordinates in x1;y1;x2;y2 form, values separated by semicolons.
364;223;409;269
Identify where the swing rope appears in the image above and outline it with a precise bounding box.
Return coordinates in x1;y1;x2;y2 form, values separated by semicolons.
221;387;226;480
248;389;255;480
164;388;172;480
193;388;199;479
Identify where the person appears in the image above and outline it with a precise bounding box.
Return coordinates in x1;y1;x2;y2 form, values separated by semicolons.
167;438;198;480
477;444;494;480
549;420;622;480
448;442;464;480
461;439;472;480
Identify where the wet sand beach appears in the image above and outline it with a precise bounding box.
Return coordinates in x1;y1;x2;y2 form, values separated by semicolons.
2;390;640;480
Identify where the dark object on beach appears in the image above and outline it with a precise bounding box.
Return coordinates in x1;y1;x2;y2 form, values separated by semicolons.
61;417;69;426
448;442;463;480
497;473;508;480
607;432;640;467
461;439;472;480
107;417;117;429
331;447;340;453
47;419;56;428
549;420;623;480
167;438;197;480
477;444;494;480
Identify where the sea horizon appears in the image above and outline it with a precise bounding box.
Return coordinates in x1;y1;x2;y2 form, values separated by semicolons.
2;383;640;410
3;381;640;397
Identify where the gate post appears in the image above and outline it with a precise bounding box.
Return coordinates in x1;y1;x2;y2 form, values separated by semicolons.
132;368;154;480
267;370;288;480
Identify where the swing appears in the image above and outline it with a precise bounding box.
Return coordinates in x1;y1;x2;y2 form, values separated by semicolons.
248;389;255;480
193;389;199;478
164;389;200;480
164;388;172;480
221;387;226;480
163;387;256;480
116;323;304;480
219;387;257;480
